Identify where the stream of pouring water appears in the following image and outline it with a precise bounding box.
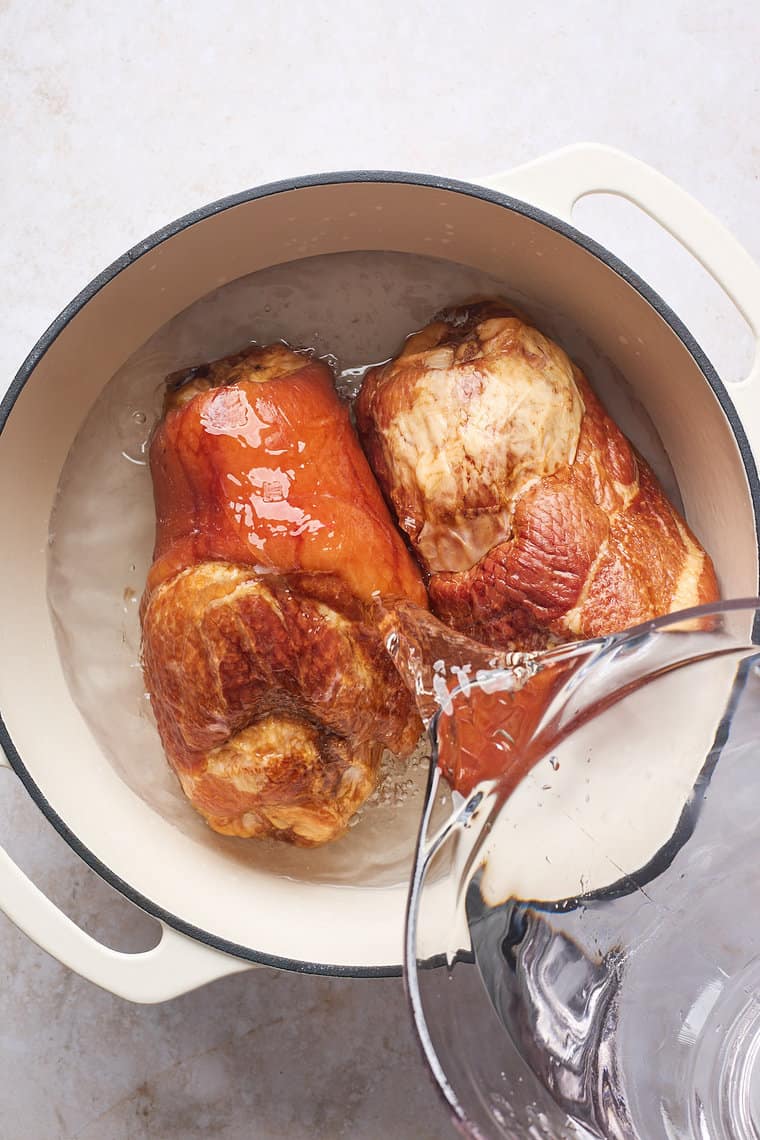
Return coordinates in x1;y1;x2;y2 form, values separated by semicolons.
384;598;755;919
385;599;760;1139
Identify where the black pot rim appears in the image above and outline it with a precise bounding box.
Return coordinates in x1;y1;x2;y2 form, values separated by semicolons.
1;168;758;981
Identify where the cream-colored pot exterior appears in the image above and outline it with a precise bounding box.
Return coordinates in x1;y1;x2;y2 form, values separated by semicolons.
1;145;759;1002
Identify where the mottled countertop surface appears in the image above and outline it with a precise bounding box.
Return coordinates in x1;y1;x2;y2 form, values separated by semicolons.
2;2;760;1137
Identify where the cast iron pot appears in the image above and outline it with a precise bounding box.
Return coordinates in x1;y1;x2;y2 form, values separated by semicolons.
1;144;759;1001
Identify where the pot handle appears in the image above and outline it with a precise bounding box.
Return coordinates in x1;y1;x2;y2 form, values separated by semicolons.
0;762;252;1003
482;143;760;430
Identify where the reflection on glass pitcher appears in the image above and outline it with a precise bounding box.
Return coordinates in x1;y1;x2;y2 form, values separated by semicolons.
390;599;760;1140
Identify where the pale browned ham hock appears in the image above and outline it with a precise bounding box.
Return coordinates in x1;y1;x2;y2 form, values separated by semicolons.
356;302;719;651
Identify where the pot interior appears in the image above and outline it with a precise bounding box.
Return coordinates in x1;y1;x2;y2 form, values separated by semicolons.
0;178;754;971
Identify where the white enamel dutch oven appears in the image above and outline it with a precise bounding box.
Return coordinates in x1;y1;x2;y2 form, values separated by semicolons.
1;144;760;1003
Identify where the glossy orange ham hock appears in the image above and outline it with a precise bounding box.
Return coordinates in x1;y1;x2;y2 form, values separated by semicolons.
356;302;719;652
141;344;427;846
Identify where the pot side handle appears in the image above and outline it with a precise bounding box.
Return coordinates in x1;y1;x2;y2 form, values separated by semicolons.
0;763;251;1003
482;143;760;439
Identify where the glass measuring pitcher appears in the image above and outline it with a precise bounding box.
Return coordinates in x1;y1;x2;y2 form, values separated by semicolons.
395;599;760;1139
